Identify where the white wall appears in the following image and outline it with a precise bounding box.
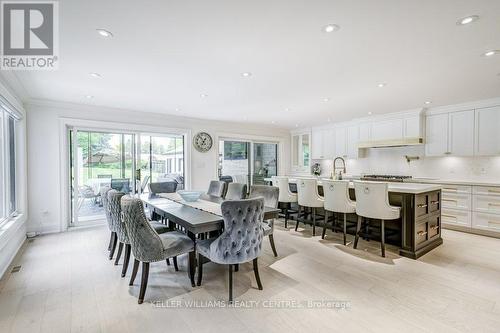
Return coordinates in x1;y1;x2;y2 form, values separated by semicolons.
315;145;500;182
26;100;290;234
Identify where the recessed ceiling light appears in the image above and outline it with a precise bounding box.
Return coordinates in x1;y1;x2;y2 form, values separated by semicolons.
271;120;275;124
483;50;499;57
85;95;94;99
89;72;102;78
200;93;208;98
323;98;330;102
323;24;340;33
285;108;290;112
96;29;113;38
295;124;299;128
457;15;479;25
368;112;373;115
241;72;252;77
378;83;387;88
327;118;331;122
174;108;180;112
424;101;432;105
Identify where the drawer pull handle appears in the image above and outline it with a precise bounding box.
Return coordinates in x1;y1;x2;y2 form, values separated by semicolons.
488;203;500;207
430;201;440;205
488;221;500;227
487;189;500;194
442;214;457;220
442;199;458;203
430;225;439;230
443;188;457;191
417;204;428;208
417;231;428;236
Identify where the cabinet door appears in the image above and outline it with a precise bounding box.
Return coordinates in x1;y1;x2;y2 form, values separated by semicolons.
323;128;335;159
371;119;403;141
449;110;474;156
359;122;371;142
346;125;359;158
334;127;347;157
311;128;324;159
475;106;500;156
404;116;421;138
425;113;449;156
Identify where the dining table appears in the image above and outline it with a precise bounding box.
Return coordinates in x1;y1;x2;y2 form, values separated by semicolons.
139;192;280;286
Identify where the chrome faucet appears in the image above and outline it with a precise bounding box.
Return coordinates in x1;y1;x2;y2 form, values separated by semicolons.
333;156;346;179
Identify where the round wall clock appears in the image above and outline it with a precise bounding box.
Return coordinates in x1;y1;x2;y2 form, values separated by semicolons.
193;132;213;152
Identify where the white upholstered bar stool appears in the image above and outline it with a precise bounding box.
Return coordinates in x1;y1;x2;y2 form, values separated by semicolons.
271;176;298;228
353;181;401;257
295;178;324;236
321;180;356;245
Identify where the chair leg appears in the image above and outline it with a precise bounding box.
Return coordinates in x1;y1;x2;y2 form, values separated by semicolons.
196;253;203;286
381;219;386;257
354;215;362;249
129;259;139;285
268;234;278;257
295;206;301;231
343;213;348;246
322;210;329;239
109;232;117;260
138;262;149;304
253;258;263;290
114;242;123;265
173;256;179;271
228;264;233;303
188;251;196;287
234;264;239;272
121;244;131;277
284;203;289;228
108;232;114;251
312;208;316;236
166;258;170;266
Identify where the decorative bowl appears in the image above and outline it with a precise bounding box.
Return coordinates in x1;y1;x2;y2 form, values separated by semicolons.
177;190;203;202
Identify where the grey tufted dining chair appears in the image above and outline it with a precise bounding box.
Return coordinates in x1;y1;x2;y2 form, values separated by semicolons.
148;181;177;195
108;189;172;277
196;198;265;302
224;182;247;200
249;185;280;257
121;196;195;304
100;186;115;253
207;180;227;198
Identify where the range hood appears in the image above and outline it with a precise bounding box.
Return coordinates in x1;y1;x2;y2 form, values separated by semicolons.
357;137;424;149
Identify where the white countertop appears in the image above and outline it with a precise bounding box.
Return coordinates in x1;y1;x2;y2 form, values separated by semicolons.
408;178;500;187
264;178;442;194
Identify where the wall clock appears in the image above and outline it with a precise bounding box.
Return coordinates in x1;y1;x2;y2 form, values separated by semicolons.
193;132;213;152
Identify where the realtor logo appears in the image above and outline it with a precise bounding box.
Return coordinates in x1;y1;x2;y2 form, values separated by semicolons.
1;1;59;70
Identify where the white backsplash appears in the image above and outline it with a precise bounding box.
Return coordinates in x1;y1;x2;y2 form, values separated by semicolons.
314;146;500;181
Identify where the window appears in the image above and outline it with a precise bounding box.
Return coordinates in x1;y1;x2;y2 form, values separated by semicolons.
1;105;18;223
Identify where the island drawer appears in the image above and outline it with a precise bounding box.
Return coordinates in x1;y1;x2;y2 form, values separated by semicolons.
473;186;500;197
415;223;428;247
441;193;471;211
428;215;440;239
472;195;500;215
472;212;500;232
442;208;471;227
441;184;472;194
414;192;441;218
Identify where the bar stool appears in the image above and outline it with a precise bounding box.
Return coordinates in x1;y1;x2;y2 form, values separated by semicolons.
295;178;324;236
272;176;298;228
321;180;356;245
353;181;401;257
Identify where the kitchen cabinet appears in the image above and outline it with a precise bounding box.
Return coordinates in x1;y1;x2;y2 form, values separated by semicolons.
425;110;474;156
371;118;404;141
475;106;500;156
311;127;335;159
346;124;359;158
311;129;324;159
358;122;371;142
334;127;347;157
291;131;310;173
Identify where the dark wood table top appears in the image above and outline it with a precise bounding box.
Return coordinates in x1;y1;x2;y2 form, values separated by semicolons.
140;193;279;235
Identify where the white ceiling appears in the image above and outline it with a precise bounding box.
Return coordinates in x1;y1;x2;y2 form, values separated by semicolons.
10;0;500;128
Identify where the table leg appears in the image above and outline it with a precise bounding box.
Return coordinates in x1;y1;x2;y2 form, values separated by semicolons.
187;231;196;287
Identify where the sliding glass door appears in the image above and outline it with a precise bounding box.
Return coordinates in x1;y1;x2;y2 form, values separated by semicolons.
218;139;278;186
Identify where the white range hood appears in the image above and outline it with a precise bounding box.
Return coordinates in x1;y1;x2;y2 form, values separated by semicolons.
358;137;424;148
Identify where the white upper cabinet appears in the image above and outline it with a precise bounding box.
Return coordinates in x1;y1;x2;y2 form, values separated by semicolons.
346;124;360;158
323;128;335;158
404;115;421;138
311;127;335;159
334;127;347;157
291;131;311;172
311;128;324;159
358;122;371;142
425;113;449;156
371;118;404;141
449;110;474;156
425;110;474;156
475;106;500;156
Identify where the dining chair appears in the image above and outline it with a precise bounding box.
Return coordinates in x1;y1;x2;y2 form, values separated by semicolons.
196;198;265;303
140;175;150;193
248;185;279;257
121;196;195;304
149;181;177;194
353;181;401;257
321;180;356;245
100;186;115;253
295;178;324;236
271;176;298;228
207;180;227;198
224;182;247;200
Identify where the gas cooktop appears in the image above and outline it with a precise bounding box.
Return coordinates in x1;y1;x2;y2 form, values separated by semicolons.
361;175;413;182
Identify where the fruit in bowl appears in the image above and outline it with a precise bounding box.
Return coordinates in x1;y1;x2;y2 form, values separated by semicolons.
177;190;203;202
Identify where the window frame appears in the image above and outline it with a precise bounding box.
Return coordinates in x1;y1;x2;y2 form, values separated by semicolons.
0;105;19;226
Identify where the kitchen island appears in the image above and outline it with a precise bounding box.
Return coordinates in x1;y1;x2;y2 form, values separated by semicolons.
265;178;443;259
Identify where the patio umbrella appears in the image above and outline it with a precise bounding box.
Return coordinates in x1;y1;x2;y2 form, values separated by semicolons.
84;151;121;165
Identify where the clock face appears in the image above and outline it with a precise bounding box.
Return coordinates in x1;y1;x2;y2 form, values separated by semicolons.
193;132;213;152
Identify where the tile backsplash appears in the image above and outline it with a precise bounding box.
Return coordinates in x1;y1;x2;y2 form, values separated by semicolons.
313;146;500;181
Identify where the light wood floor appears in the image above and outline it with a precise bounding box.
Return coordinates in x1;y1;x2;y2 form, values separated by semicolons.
1;220;500;333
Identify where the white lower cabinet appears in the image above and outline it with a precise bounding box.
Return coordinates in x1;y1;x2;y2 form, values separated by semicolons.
473;195;500;215
442;208;472;228
472;212;500;232
441;192;472;210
